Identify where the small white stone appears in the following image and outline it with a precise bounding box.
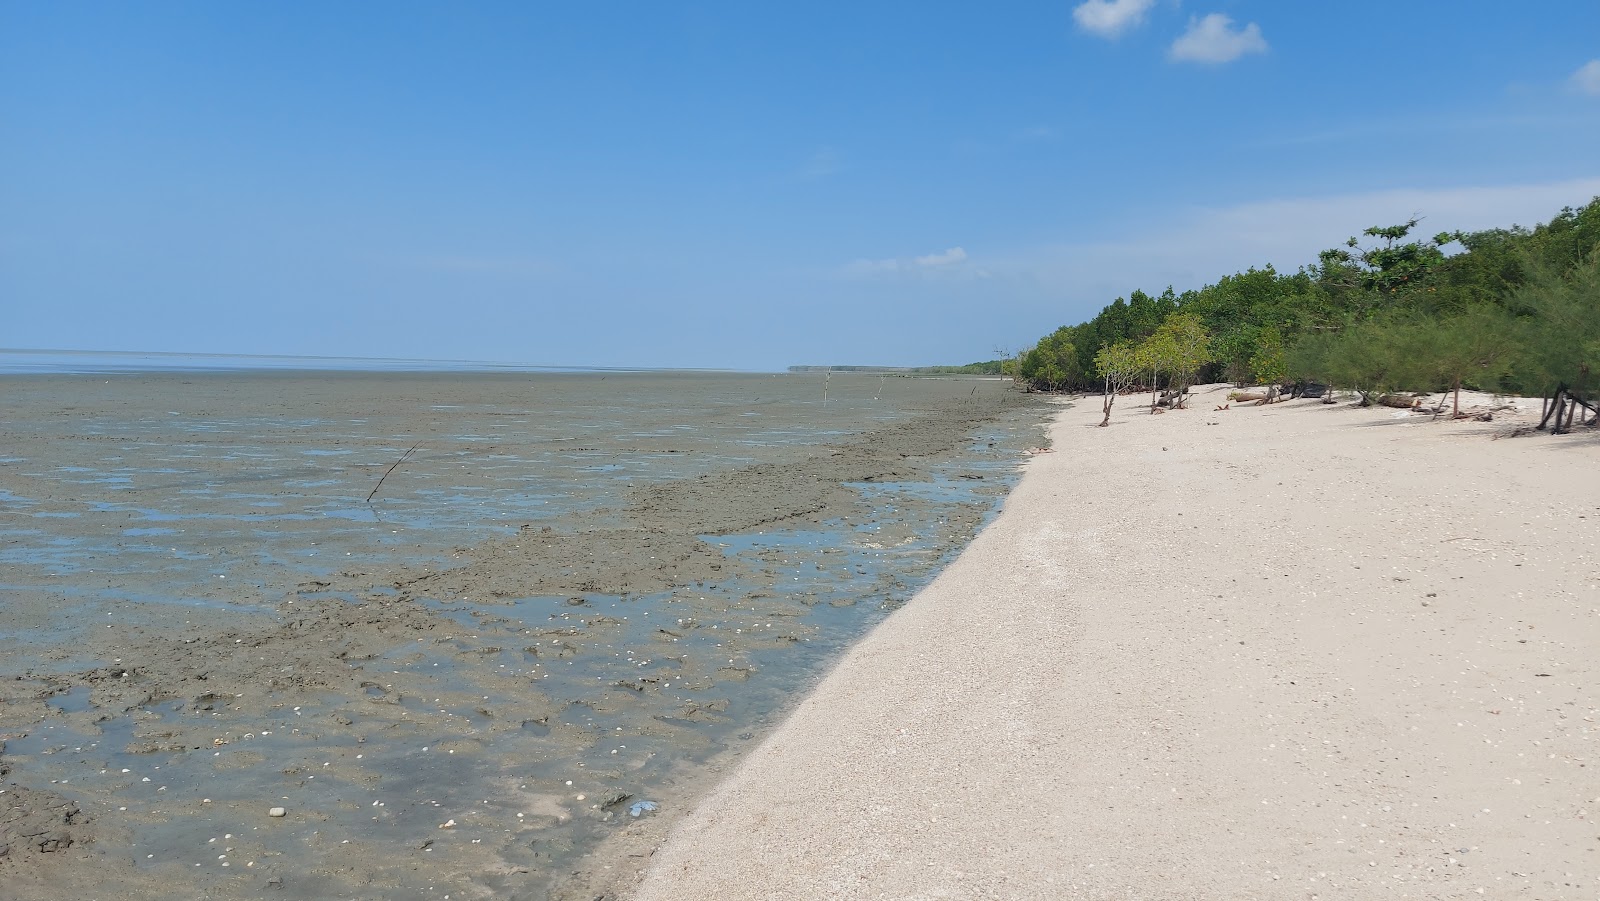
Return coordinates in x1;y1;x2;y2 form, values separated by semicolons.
268;807;287;818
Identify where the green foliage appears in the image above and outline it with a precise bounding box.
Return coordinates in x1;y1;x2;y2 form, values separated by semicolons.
1318;219;1459;299
1153;312;1211;392
1017;328;1079;390
1316;313;1413;404
1249;325;1288;386
1133;330;1174;384
1092;341;1141;425
1093;341;1140;383
908;360;1005;375
1016;195;1600;404
1507;249;1600;395
1406;305;1519;399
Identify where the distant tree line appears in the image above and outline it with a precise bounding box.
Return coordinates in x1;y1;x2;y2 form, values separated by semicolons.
788;361;1005;374
907;361;1005;375
1011;198;1600;410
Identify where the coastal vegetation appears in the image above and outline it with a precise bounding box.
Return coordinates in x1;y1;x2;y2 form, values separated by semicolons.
789;361;1005;375
1013;198;1600;416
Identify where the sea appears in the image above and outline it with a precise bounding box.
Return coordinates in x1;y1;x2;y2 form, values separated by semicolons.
0;351;1048;898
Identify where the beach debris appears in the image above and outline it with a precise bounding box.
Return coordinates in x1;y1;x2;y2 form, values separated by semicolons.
628;800;659;818
268;807;286;818
365;442;421;504
438;818;456;828
598;790;632;810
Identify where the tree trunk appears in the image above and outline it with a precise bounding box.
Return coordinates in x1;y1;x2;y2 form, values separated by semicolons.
1453;378;1461;417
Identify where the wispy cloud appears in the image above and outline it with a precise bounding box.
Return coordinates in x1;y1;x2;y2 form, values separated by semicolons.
1071;0;1155;39
844;246;983;278
1168;13;1267;64
798;147;842;180
988;177;1600;306
1250;112;1594;151
1572;60;1600;96
406;255;559;278
914;247;968;267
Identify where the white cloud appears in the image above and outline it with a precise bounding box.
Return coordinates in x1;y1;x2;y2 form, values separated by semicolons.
844;246;974;278
988;177;1600;309
1168;13;1267;64
1572;60;1600;96
914;247;968;267
1072;0;1155;38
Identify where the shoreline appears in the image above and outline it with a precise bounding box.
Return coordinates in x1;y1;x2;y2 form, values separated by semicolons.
0;372;1048;899
629;385;1600;899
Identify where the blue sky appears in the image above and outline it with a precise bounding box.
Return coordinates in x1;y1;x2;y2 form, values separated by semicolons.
3;1;1598;370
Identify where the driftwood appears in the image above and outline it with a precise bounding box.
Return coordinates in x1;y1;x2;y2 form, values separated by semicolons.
366;442;421;504
1539;384;1597;434
1447;403;1516;422
1154;387;1191;409
1227;391;1267;403
1377;394;1421;410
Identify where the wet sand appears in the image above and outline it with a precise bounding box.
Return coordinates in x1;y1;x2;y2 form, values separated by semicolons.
0;371;1047;899
634;386;1600;900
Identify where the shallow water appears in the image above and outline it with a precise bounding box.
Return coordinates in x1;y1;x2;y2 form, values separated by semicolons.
0;370;1046;898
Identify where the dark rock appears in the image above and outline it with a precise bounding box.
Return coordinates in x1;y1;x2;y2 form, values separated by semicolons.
35;831;73;852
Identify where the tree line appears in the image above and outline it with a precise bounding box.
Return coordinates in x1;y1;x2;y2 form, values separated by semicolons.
1012;197;1600;413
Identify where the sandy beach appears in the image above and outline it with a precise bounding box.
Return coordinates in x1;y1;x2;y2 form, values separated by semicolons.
630;385;1600;900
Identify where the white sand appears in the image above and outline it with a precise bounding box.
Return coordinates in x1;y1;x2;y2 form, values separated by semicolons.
629;386;1600;900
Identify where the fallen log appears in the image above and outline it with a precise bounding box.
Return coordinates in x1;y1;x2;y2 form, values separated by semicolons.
1377;394;1421;410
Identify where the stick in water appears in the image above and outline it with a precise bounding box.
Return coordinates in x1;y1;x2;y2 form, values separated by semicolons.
366;442;420;504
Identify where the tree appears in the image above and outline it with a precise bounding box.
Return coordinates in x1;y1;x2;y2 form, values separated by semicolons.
1318;219;1461;298
1508;248;1600;401
1315;313;1415;405
1014;197;1600;416
1093;341;1140;427
1018;327;1080;391
1135;330;1176;412
1145;313;1211;408
1249;324;1289;386
1407;305;1520;415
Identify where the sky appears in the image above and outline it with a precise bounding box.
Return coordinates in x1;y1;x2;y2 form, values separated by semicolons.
3;1;1599;370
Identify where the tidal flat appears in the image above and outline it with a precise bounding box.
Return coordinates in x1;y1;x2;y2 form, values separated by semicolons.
0;370;1046;899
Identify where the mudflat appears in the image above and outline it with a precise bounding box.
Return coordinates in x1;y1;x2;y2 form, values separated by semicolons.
633;385;1600;900
0;371;1046;900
